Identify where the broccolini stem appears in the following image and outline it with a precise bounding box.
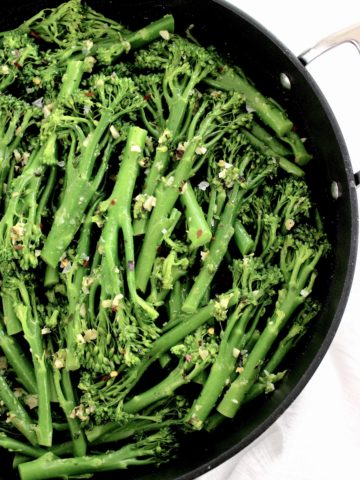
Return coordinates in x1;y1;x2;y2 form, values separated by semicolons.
0;373;37;446
167;280;183;324
245;371;287;403
44;266;59;289
124;289;239;396
182;184;242;313
0;433;44;458
124;362;206;414
102;126;158;319
205;67;293;136
249;122;291;157
180;181;212;250
53;368;87;457
18;438;167;480
58;60;86;99
205;369;287;431
65;199;100;371
15;283;53;447
133;146;169;236
90;419;178;446
263;302;319;374
0;317;37;394
0;107;36;205
187;303;258;429
217;283;318;418
136;135;202;293
234;220;255;256
35;166;58;225
241;129;305;177
281;130;313;166
41;176;99;268
123;14;175;51
2;292;22;335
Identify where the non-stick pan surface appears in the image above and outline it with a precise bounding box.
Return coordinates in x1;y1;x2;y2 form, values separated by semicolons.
0;1;358;479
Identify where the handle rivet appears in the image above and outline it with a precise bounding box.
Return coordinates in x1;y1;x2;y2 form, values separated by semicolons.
280;72;292;90
331;181;341;199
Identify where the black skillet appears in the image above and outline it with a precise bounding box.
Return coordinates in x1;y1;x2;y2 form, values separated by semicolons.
0;1;358;479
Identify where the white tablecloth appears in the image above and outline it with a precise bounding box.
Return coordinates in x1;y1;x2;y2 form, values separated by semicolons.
199;1;360;478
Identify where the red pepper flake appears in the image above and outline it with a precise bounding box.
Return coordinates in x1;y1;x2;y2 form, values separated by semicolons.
82;259;90;268
13;62;22;69
85;91;94;97
143;94;152;101
39;223;44;231
196;229;203;239
14;245;24;251
110;199;117;206
100;375;110;382
30;30;41;40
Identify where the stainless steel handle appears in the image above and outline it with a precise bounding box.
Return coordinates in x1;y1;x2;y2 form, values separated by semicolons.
299;22;360;188
299;23;360;65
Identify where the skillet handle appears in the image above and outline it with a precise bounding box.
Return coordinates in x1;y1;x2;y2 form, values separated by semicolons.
299;23;360;65
299;23;360;188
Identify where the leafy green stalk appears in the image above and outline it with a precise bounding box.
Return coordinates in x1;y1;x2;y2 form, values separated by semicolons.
2;292;22;335
13;281;53;446
41;76;145;268
0;432;44;458
217;230;328;418
18;431;176;480
206;66;293;136
187;258;281;429
0;317;37;393
234;220;255;256
0;374;37;445
96;125;157;319
249;122;291;157
241;129;305;177
180;181;212;250
124;327;218;414
89;418;178;446
136;92;248;293
52;368;87;456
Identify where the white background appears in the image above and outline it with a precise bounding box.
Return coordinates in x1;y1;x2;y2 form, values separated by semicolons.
199;1;360;479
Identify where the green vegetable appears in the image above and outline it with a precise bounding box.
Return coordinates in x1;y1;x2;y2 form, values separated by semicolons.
0;1;327;477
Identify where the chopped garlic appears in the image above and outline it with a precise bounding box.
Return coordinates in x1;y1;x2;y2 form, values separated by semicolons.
112;293;124;309
232;347;240;358
101;299;112;309
130;144;141;153
0;65;10;75
195;146;207;155
159;30;170;41
83;329;98;342
110;125;120;139
143;195;156;211
198;181;209;191
285;218;295;230
13;149;21;161
24;394;38;410
200;250;209;261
